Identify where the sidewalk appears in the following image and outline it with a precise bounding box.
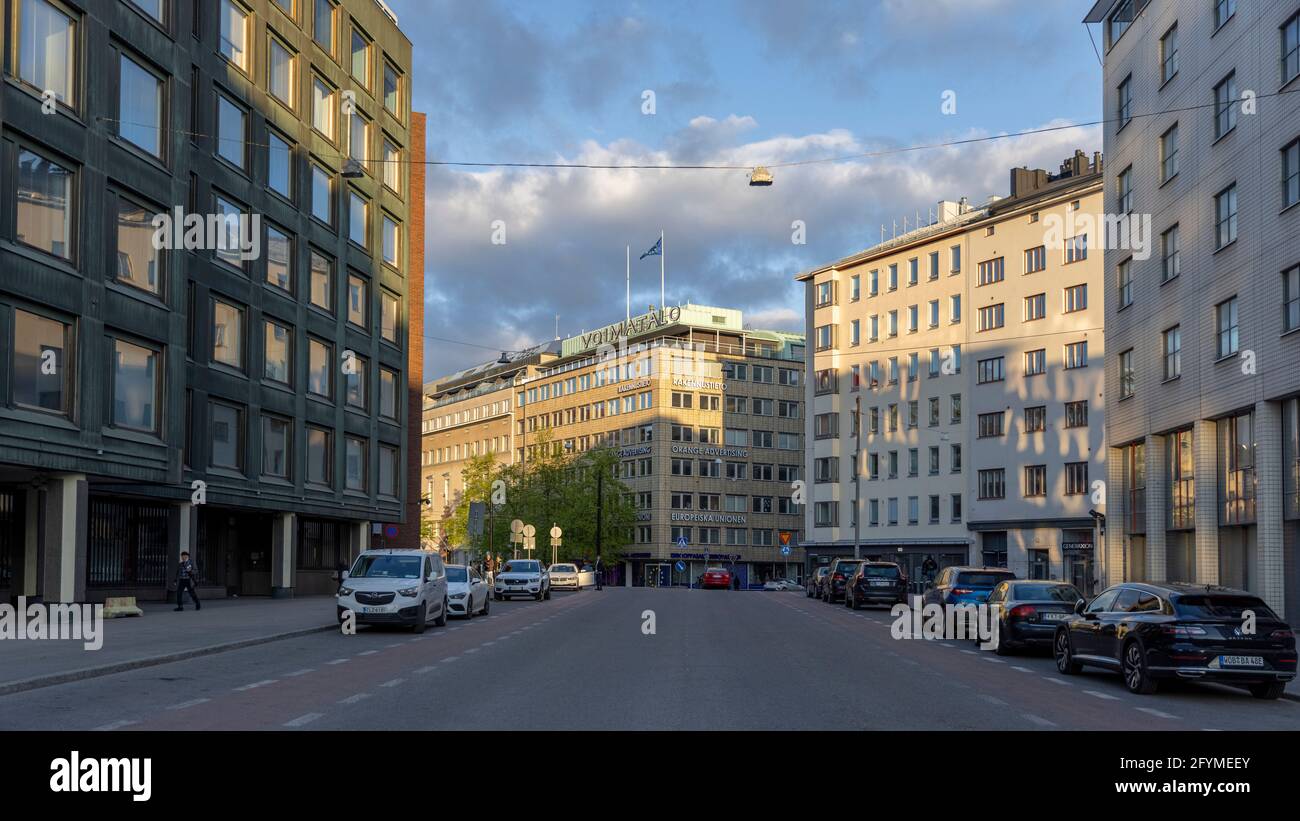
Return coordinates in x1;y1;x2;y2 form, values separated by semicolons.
0;596;337;696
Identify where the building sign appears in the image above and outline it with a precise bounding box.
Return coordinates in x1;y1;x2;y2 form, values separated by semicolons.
671;377;725;391
619;445;653;458
635;511;652;522
617;378;652;394
670;513;747;524
669;445;748;458
566;306;683;356
1062;542;1094;551
671;552;740;562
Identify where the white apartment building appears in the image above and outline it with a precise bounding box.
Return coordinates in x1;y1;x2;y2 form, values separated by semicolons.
799;153;1106;591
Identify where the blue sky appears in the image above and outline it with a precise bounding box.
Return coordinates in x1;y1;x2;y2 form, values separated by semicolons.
383;0;1105;380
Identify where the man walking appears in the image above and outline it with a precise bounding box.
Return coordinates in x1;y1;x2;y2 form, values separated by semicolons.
175;551;201;611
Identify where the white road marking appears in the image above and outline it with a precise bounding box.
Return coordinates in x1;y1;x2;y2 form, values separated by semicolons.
1043;677;1071;686
380;678;405;688
982;657;1006;664
1135;707;1179;719
939;643;955;648
357;650;378;656
443;656;460;663
414;665;439;674
1023;714;1057;727
284;713;323;727
1011;666;1034;673
166;698;211;711
339;693;371;704
464;648;480;654
234;679;278;692
385;642;403;648
960;650;978;656
93;720;139;731
979;694;1008;706
1083;689;1121;701
482;641;496;646
284;669;315;677
326;658;349;665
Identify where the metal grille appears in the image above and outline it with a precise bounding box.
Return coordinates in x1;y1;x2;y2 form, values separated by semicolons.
0;492;16;587
87;498;170;587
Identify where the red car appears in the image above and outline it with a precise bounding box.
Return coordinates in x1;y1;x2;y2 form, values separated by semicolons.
701;567;732;589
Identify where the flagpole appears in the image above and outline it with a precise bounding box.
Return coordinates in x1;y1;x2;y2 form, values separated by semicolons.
626;245;631;322
659;230;665;313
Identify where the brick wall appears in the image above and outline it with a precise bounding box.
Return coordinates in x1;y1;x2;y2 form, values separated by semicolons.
396;111;427;549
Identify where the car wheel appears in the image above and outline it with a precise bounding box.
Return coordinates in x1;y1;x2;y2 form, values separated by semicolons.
412;603;427;634
1248;681;1285;700
1122;639;1157;694
465;598;474;620
994;636;1013;656
544;586;551;600
481;594;490;616
1054;628;1081;675
433;598;448;627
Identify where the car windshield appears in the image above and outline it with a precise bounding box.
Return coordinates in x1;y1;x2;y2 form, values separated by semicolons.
446;567;468;583
834;563;862;575
956;572;1015;587
349;555;422;580
1011;583;1082;602
706;567;727;573
1175;595;1278;621
552;565;576;572
503;561;540;573
861;566;900;578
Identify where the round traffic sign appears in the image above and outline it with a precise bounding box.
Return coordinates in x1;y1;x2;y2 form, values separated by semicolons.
385;524;399;539
550;525;562;539
780;545;791;556
510;519;524;535
523;524;536;537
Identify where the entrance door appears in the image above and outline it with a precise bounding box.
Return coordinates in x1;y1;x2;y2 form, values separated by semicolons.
1064;552;1094;595
203;511;274;596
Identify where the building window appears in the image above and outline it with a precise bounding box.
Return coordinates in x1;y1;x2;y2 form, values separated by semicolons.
382;138;402;193
908;258;918;286
1160;124;1178;182
115;198;161;294
269;37;295;108
1024;245;1046;274
382;215;400;267
1217;296;1239;358
1119;348;1135;399
218;0;251;71
1161;226;1180;282
1215;0;1235;30
1065;400;1088;428
815;324;834;350
1063;283;1087;313
950;245;961;273
950;294;961;324
262;415;290;479
345;435;366;491
816;280;835;307
1163;326;1181;380
264;319;292;385
345;353;367;410
307;426;332;486
1285;12;1300;86
308;337;332;398
1284;138;1300;210
349;108;369;169
1117;74;1132;128
1117;166;1132;214
265;223;291;293
1169;429;1195;530
1024;465;1046;497
383;61;401;116
978;469;1005;500
1024;348;1046;376
977;356;1004;384
312;76;335;139
12;310;72;415
212;195;246;269
314;0;336;53
118;53;162;157
217;93;248;169
268;131;293;199
1065;233;1088;264
210;402;244;471
978;412;1005;439
1025;405;1046;433
1064;341;1088;369
310;250;334;312
351;25;371;87
977;303;1004;331
977;257;1004;286
379;445;397;497
381;291;400;343
1161;24;1179;84
16;0;76;106
1285;265;1300;333
1216;184;1238;248
1118;257;1133;308
111;337;159;432
1215;73;1238;139
346;273;368;328
348;190;367;246
1065;462;1089;495
379;368;399;420
311;163;333;225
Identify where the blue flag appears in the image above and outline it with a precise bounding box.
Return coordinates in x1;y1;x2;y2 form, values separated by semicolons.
639;237;662;260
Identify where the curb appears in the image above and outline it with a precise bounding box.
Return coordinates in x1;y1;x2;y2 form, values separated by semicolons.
0;623;337;697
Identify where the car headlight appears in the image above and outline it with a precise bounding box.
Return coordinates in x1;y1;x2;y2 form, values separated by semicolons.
450;592;467;599
397;586;420;597
338;586;355;596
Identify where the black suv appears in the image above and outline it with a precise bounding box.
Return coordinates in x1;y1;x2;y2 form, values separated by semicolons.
821;559;864;604
845;562;907;609
1054;582;1297;698
806;566;830;598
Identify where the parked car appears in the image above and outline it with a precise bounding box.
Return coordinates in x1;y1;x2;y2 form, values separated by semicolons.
577;565;597;588
494;559;551;601
336;549;448;633
549;563;581;590
822;559;865;604
1054;582;1297;698
977;580;1082;654
845;562;908;609
445;564;491;619
763;579;801;591
701;567;732;589
806;566;830;598
923;566;1017;607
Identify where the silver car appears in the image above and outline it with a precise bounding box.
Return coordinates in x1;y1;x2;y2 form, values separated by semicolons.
548;563;581;590
494;559;551;601
446;565;491;618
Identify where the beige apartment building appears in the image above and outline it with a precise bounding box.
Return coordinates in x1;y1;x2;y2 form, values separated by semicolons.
421;305;807;587
798;152;1106;591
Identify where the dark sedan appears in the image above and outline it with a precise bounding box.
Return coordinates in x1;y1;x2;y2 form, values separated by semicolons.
845;562;908;610
806;566;830;598
821;559;864;604
1053;582;1297;698
979;580;1083;655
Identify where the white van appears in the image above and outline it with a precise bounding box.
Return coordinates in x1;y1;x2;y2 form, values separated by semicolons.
336;549;448;632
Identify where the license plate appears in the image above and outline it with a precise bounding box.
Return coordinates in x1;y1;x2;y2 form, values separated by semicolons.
1218;655;1264;668
509;582;525;587
1042;612;1069;621
361;606;386;614
868;579;891;587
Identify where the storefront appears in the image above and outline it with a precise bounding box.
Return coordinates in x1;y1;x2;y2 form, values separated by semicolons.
1061;529;1097;595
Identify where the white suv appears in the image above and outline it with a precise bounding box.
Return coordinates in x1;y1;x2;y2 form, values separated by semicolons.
494;559;550;601
337;550;448;633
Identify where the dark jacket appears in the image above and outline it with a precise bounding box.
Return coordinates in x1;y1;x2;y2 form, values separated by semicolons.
177;559;196;581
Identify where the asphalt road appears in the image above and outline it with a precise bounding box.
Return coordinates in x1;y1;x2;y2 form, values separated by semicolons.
2;587;1297;730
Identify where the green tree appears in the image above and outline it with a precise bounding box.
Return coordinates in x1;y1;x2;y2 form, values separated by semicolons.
444;452;500;561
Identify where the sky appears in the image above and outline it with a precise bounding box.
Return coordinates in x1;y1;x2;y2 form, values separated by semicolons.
382;0;1106;381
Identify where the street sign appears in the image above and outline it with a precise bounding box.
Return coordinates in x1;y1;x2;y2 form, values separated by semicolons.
510;519;524;535
676;535;688;549
550;525;562;539
780;545;791;556
384;524;399;539
523;524;536;538
674;560;686;572
468;502;486;537
778;531;792;547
